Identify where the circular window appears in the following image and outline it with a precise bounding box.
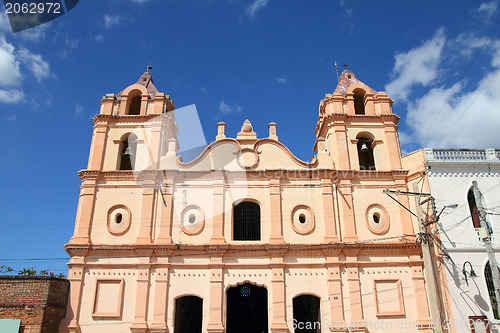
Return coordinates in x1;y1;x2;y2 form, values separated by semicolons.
291;205;315;235
366;204;389;235
107;205;131;235
181;205;205;235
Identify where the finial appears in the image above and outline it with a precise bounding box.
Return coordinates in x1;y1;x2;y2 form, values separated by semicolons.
146;63;153;73
343;64;348;70
335;61;339;81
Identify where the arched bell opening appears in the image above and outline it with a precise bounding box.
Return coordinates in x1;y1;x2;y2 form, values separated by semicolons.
353;88;366;115
356;134;375;170
126;89;142;115
118;133;137;170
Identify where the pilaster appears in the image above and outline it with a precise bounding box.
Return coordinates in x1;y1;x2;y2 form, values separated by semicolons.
207;248;226;333
269;178;285;244
210;172;226;244
136;171;158;244
337;180;358;241
269;247;289;333
322;179;339;242
130;250;153;333
87;119;109;170
70;172;99;244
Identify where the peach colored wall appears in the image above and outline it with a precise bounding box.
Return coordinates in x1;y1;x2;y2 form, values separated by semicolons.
61;75;435;333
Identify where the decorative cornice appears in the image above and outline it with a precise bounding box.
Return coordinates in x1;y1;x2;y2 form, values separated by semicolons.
92;114;161;125
65;241;420;257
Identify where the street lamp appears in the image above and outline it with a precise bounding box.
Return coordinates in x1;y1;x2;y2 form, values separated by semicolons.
463;261;478;286
425;202;459;226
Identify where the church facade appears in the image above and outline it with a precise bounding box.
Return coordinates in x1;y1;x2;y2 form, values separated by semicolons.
60;70;437;333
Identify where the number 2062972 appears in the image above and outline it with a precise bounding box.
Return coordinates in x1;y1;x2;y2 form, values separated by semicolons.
5;2;61;14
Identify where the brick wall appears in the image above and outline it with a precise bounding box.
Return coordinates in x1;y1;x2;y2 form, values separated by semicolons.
0;276;69;333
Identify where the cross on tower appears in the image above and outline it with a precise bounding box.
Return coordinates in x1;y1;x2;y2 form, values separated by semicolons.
343;64;348;70
146;63;153;73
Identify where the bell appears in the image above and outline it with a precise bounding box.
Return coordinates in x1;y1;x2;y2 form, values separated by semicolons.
360;142;369;152
122;146;134;158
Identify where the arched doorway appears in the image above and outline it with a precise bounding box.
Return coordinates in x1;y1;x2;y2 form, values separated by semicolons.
174;295;203;333
293;294;321;333
226;282;268;333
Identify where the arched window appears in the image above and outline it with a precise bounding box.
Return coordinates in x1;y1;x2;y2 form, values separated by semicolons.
357;136;375;170
485;262;500;319
233;202;260;241
353;89;366;115
174;296;203;333
293;294;321;333
118;133;137;170
127;91;141;115
468;189;481;228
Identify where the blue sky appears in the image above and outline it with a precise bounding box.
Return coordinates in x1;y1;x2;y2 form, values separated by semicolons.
0;0;499;275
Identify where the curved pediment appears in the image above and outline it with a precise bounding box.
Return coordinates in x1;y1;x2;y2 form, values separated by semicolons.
163;138;326;172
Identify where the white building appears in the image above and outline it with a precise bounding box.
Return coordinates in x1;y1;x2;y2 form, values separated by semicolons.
424;148;500;333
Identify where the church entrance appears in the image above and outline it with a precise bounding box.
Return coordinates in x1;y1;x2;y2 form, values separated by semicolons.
226;283;268;333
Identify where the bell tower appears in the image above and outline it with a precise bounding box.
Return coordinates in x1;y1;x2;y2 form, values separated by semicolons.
313;70;402;171
69;71;177;245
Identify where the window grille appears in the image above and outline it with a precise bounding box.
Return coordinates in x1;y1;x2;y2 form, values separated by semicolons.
233;202;260;241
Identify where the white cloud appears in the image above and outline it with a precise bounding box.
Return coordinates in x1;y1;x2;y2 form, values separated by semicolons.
405;40;500;148
245;0;270;20
75;103;85;120
218;100;242;115
276;75;287;84
385;28;446;102
59;38;80;59
17;23;51;42
130;0;149;3
449;32;488;58
6;114;16;121
0;11;11;34
104;15;123;29
0;35;21;87
94;34;104;42
0;35;22;87
16;48;51;82
473;1;498;20
200;87;208;94
0;88;24;103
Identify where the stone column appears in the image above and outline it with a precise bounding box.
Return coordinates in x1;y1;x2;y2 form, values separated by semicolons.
157;172;175;244
344;251;365;332
70;172;99;244
337;180;358;242
59;250;87;333
207;248;226;333
410;260;432;324
150;250;172;333
130;250;153;333
269;177;285;244
324;249;344;330
382;115;403;170
87;119;108;170
269;247;289;333
136;171;158;244
210;173;225;244
322;179;339;242
395;180;415;236
330;115;351;170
